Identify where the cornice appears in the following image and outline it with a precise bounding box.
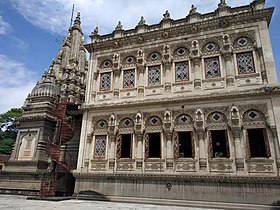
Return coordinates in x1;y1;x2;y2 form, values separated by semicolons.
72;172;280;184
81;85;280;111
19;114;56;122
84;7;273;53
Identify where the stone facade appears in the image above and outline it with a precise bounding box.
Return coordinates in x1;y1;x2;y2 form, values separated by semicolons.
74;0;280;204
1;0;280;206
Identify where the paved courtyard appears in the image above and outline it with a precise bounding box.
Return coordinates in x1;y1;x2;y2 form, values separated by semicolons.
0;195;213;210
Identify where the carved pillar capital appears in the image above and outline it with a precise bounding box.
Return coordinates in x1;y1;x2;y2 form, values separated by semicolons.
232;127;241;139
197;130;205;140
136;64;145;74
191;56;201;66
135;133;143;141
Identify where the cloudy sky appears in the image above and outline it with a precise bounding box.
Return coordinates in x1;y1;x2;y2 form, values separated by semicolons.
0;0;279;113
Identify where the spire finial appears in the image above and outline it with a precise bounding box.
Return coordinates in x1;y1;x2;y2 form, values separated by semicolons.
74;11;81;27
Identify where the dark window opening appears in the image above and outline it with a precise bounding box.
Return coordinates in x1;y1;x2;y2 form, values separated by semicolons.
148;133;161;158
248;129;270;158
210;130;229;158
121;134;132;158
178;132;194;158
0;165;2;171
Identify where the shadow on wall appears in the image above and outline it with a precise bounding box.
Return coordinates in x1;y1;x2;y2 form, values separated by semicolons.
77;190;110;201
271;200;280;210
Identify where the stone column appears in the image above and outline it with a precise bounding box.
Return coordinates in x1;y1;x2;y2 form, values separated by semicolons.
135;133;143;171
192;57;202;90
113;69;120;99
197;130;207;171
165;131;173;171
163;61;172;93
232;128;244;172
190;40;202;90
162;45;172;93
256;47;268;84
137;64;145;97
223;52;235;86
222;34;235;86
108;134;116;171
137;49;145;97
271;126;280;174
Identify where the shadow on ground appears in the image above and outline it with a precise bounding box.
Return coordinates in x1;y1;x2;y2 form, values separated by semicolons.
77;190;110;201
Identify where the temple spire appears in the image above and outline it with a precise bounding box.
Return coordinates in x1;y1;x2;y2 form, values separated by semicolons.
73;11;81;27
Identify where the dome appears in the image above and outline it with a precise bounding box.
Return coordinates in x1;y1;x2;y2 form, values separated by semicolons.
30;79;60;98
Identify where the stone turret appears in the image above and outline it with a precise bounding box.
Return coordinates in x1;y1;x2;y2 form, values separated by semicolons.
54;12;88;105
2;13;87;194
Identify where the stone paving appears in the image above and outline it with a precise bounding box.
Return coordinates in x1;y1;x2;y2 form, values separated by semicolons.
0;195;214;210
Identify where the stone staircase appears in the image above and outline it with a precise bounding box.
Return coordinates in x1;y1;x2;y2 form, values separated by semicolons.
41;102;75;197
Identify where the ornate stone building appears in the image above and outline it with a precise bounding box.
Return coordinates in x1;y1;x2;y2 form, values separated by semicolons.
1;0;280;206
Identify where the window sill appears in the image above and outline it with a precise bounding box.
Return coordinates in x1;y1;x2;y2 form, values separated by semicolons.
235;72;259;79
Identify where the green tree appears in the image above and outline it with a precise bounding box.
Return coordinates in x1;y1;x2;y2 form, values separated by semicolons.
0;108;23;154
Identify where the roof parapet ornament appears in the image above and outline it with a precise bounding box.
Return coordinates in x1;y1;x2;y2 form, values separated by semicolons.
138;16;146;26
93;26;99;35
115;21;123;30
163;10;171;20
189;4;197;15
218;0;227;8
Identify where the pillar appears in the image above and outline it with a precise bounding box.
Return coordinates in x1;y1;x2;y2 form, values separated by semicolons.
232;128;244;172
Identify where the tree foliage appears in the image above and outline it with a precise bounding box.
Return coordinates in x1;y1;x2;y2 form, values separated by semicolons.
0;108;23;154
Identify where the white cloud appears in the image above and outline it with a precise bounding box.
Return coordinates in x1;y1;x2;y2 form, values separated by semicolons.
0;54;38;114
11;37;29;51
11;0;254;36
0;15;11;35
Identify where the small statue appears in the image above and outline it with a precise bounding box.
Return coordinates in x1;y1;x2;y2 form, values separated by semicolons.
93;26;99;34
115;21;123;30
163;10;170;19
138;16;145;26
218;0;227;8
189;4;197;14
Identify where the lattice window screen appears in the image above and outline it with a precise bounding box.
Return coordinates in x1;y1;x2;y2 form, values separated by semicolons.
144;133;149;159
263;129;271;158
116;134;122;159
191;132;195;158
208;131;213;158
173;131;179;160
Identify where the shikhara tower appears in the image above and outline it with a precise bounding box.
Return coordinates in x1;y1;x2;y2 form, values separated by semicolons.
1;0;280;207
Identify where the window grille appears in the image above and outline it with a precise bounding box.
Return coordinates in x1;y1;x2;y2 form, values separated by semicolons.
148;66;161;85
175;62;189;82
123;69;135;88
204;57;220;78
237;52;255;74
100;73;111;90
94;135;107;157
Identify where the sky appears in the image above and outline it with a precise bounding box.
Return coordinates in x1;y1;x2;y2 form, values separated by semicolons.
0;0;279;114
